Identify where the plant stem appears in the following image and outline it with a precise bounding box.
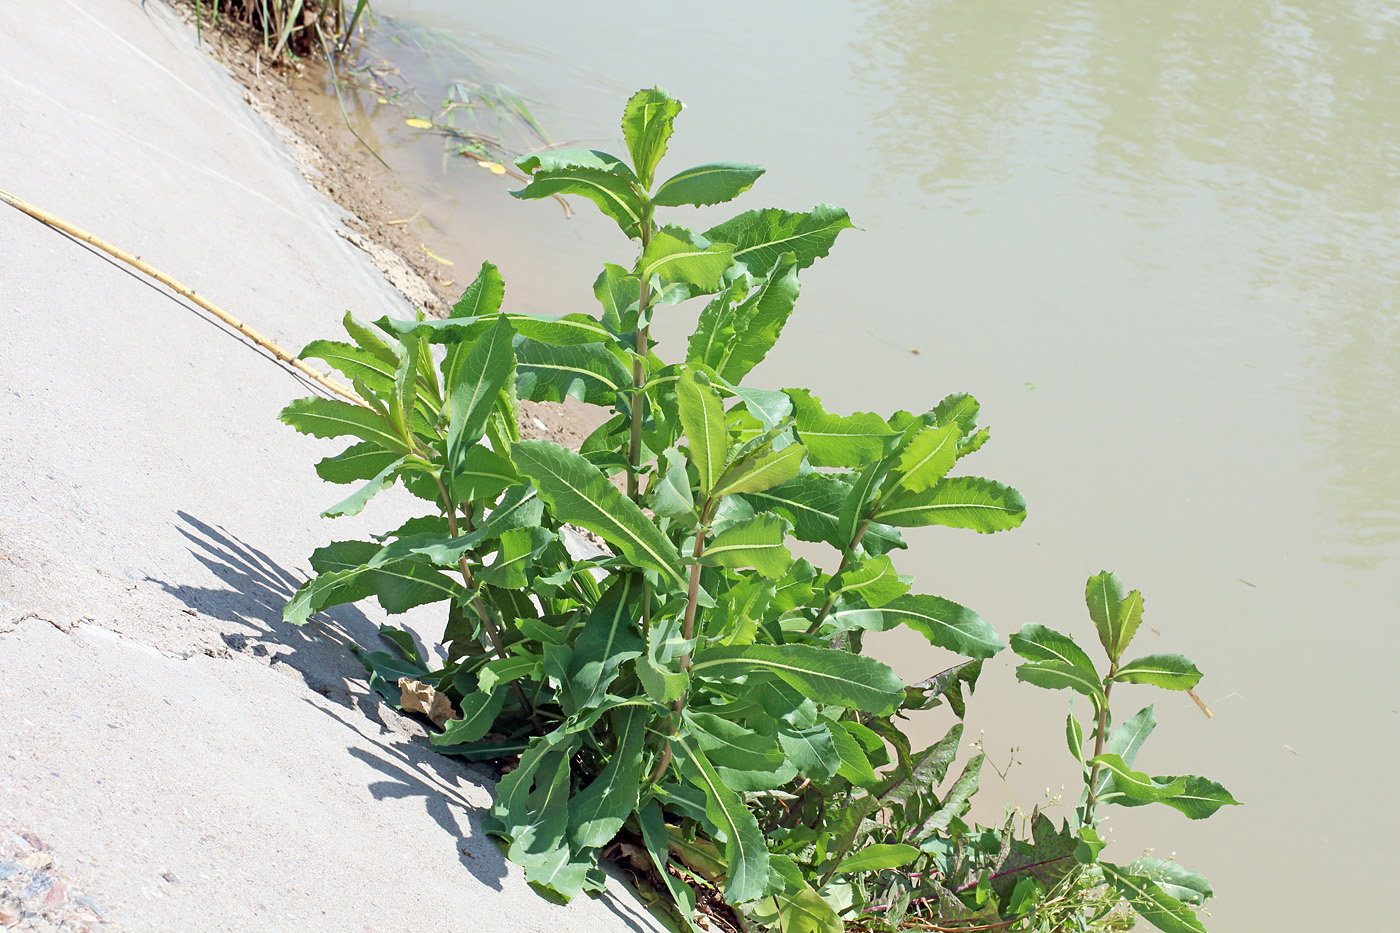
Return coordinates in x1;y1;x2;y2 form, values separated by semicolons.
1081;666;1117;827
625;210;654;501
806;519;871;635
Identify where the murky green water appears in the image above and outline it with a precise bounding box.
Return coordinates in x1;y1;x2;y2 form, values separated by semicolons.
330;2;1400;927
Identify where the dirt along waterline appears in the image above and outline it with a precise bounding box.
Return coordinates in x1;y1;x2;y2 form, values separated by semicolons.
291;2;1398;929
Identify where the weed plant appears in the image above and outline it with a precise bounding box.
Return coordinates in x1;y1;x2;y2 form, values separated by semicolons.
281;89;1236;932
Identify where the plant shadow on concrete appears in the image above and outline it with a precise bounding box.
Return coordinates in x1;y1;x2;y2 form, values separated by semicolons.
279;89;1236;933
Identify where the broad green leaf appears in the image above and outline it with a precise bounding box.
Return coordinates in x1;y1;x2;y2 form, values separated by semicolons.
388;331;420;441
690;643;904;715
1088;754;1188;801
1067;714;1085;764
513;440;687;589
777;720;840;781
880;423;961;498
515;338;630;406
828;719;878;787
567;706;647;849
672;736;769;904
1086;571;1145;661
506;746;574;874
340;311;399;367
321;457;405;518
568;575;645;709
676;368;727;495
650;449;697;521
879;593;1004;659
835;843;920;875
1126;859;1214;906
1112;654;1203;691
874;476;1027;533
300;338;395;397
284;558;461;625
687;256;800;383
1108;705;1157;771
1010;623;1099;677
653;161;765;207
1076;825;1107;862
1101;862;1207;933
773;885;842;933
730;386;793;429
512;167;645;238
686;711;792;791
829;556;908;608
788;388;894;468
701;514;793;579
431;686;507;745
280;396;408;453
838;461;888;546
740;473;905;556
448;444;518;504
1115;775;1241;820
839;719;890;768
446;316;516;484
638;801;703;933
1016;661;1107;706
710;442;806;499
933;393;980;435
637;614;690;704
640;225;734;292
621;88;682;188
403;485;543;565
478;654;541;693
516;148;638;180
477;527;553;588
593;263;640;334
704;204;855;275
315;441;400;485
449;260;506;319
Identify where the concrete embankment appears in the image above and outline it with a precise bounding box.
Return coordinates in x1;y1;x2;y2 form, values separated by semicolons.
0;2;662;930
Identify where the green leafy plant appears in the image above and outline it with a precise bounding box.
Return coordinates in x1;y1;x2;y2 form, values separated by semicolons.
279;87;1231;932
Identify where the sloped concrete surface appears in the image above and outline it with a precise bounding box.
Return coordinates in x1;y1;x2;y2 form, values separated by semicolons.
0;1;664;929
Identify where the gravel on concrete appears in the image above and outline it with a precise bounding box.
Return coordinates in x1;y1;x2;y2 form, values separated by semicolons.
0;2;666;930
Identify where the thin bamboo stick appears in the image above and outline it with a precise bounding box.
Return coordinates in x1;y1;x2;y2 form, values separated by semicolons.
0;187;366;407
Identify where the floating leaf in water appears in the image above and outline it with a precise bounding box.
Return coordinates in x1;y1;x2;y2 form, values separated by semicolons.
476;160;507;175
405;117;434;129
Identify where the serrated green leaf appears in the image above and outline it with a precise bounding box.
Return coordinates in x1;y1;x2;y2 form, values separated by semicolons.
512;166;645;238
516;148;637;179
300;338;396;398
1089;754;1188;801
691;643;904;714
321;457;405;518
704;204;854;275
914;753;983;840
686;711;792;791
829;719;878;787
621;88;682;188
1010;624;1099;677
432;686;508;746
672;735;769;904
687;255;800;383
280;396;408;452
477;526;553;588
874;476;1027;532
829;555;908;608
740;472;905;556
1114;775;1241;820
879;593;1003;659
1086;571;1145;661
773;885;843;933
787;388;894;468
641;225;735;292
567;706;647;849
677;368;727;495
593;263;640;333
778;720;840;781
446;316;516;487
1101;862;1208;933
450;260;506;319
650;449;697;521
653;161;765;207
449;444;518;504
284;558;461;625
880;423;961;498
478;654;541;693
1112;654;1203;691
568;575;645;709
513;441;686;588
710;442;806;499
1067;714;1085;764
315;441;400;485
340;311;399;367
1016;661;1107;706
701;514;793;579
514;338;631;406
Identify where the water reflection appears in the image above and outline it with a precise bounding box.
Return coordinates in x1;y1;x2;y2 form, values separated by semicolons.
853;0;1400;568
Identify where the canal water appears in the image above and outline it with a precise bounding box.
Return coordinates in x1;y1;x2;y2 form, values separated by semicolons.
319;2;1400;929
